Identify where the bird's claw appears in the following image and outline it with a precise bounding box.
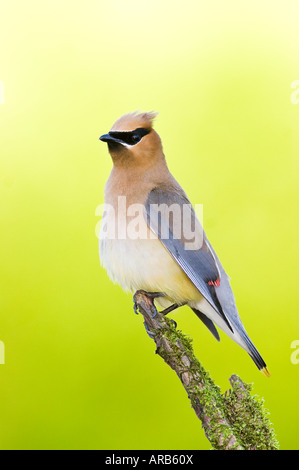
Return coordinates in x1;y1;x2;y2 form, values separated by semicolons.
143;321;156;338
133;290;164;318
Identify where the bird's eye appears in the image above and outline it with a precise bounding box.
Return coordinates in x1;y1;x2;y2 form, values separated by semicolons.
132;133;141;144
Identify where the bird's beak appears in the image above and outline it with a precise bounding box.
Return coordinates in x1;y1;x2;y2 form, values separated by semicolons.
99;133;123;145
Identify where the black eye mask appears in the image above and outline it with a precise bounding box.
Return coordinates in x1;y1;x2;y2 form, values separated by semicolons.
108;127;151;146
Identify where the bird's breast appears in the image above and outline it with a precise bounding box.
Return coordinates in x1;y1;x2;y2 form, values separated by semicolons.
99;214;202;307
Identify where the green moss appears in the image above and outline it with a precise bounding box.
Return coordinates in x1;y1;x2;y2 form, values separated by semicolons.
150;317;278;450
223;376;279;450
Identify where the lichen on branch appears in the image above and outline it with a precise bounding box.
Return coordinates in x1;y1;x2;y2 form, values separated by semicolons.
133;290;279;451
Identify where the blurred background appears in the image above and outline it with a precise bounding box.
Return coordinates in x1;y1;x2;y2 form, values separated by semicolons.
0;0;298;450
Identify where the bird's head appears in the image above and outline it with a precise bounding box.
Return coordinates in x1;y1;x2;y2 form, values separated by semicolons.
99;111;164;168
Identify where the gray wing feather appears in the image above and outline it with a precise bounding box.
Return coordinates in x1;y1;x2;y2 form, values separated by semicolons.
192;308;220;341
145;187;233;332
145;186;267;371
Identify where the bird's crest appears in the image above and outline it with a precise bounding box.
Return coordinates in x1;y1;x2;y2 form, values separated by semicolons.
110;111;158;132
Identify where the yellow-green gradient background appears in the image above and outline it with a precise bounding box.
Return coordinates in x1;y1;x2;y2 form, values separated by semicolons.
0;0;298;450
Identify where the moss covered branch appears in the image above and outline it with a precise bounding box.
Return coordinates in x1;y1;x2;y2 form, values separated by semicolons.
133;290;278;451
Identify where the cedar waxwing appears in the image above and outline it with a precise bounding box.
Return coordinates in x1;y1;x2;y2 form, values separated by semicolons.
99;111;270;377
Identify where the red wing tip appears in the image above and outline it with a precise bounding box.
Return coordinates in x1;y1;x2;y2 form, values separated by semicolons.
208;278;220;287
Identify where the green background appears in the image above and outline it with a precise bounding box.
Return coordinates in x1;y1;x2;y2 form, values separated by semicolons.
0;0;298;450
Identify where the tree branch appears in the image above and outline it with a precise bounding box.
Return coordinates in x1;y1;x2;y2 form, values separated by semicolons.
133;291;278;450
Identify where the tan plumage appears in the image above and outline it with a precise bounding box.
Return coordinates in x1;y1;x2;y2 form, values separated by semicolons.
100;112;198;305
99;111;270;377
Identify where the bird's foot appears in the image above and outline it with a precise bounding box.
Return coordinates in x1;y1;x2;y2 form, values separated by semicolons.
143;321;156;338
134;292;185;330
133;290;164;318
160;302;187;329
160;303;179;316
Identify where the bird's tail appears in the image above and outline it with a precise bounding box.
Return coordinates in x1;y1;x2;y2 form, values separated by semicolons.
242;333;270;377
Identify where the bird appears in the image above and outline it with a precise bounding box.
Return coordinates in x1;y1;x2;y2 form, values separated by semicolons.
98;111;270;377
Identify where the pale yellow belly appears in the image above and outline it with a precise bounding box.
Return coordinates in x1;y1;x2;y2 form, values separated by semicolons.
99;234;203;308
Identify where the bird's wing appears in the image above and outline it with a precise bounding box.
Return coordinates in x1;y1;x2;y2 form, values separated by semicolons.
191;308;220;341
144;186;233;332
